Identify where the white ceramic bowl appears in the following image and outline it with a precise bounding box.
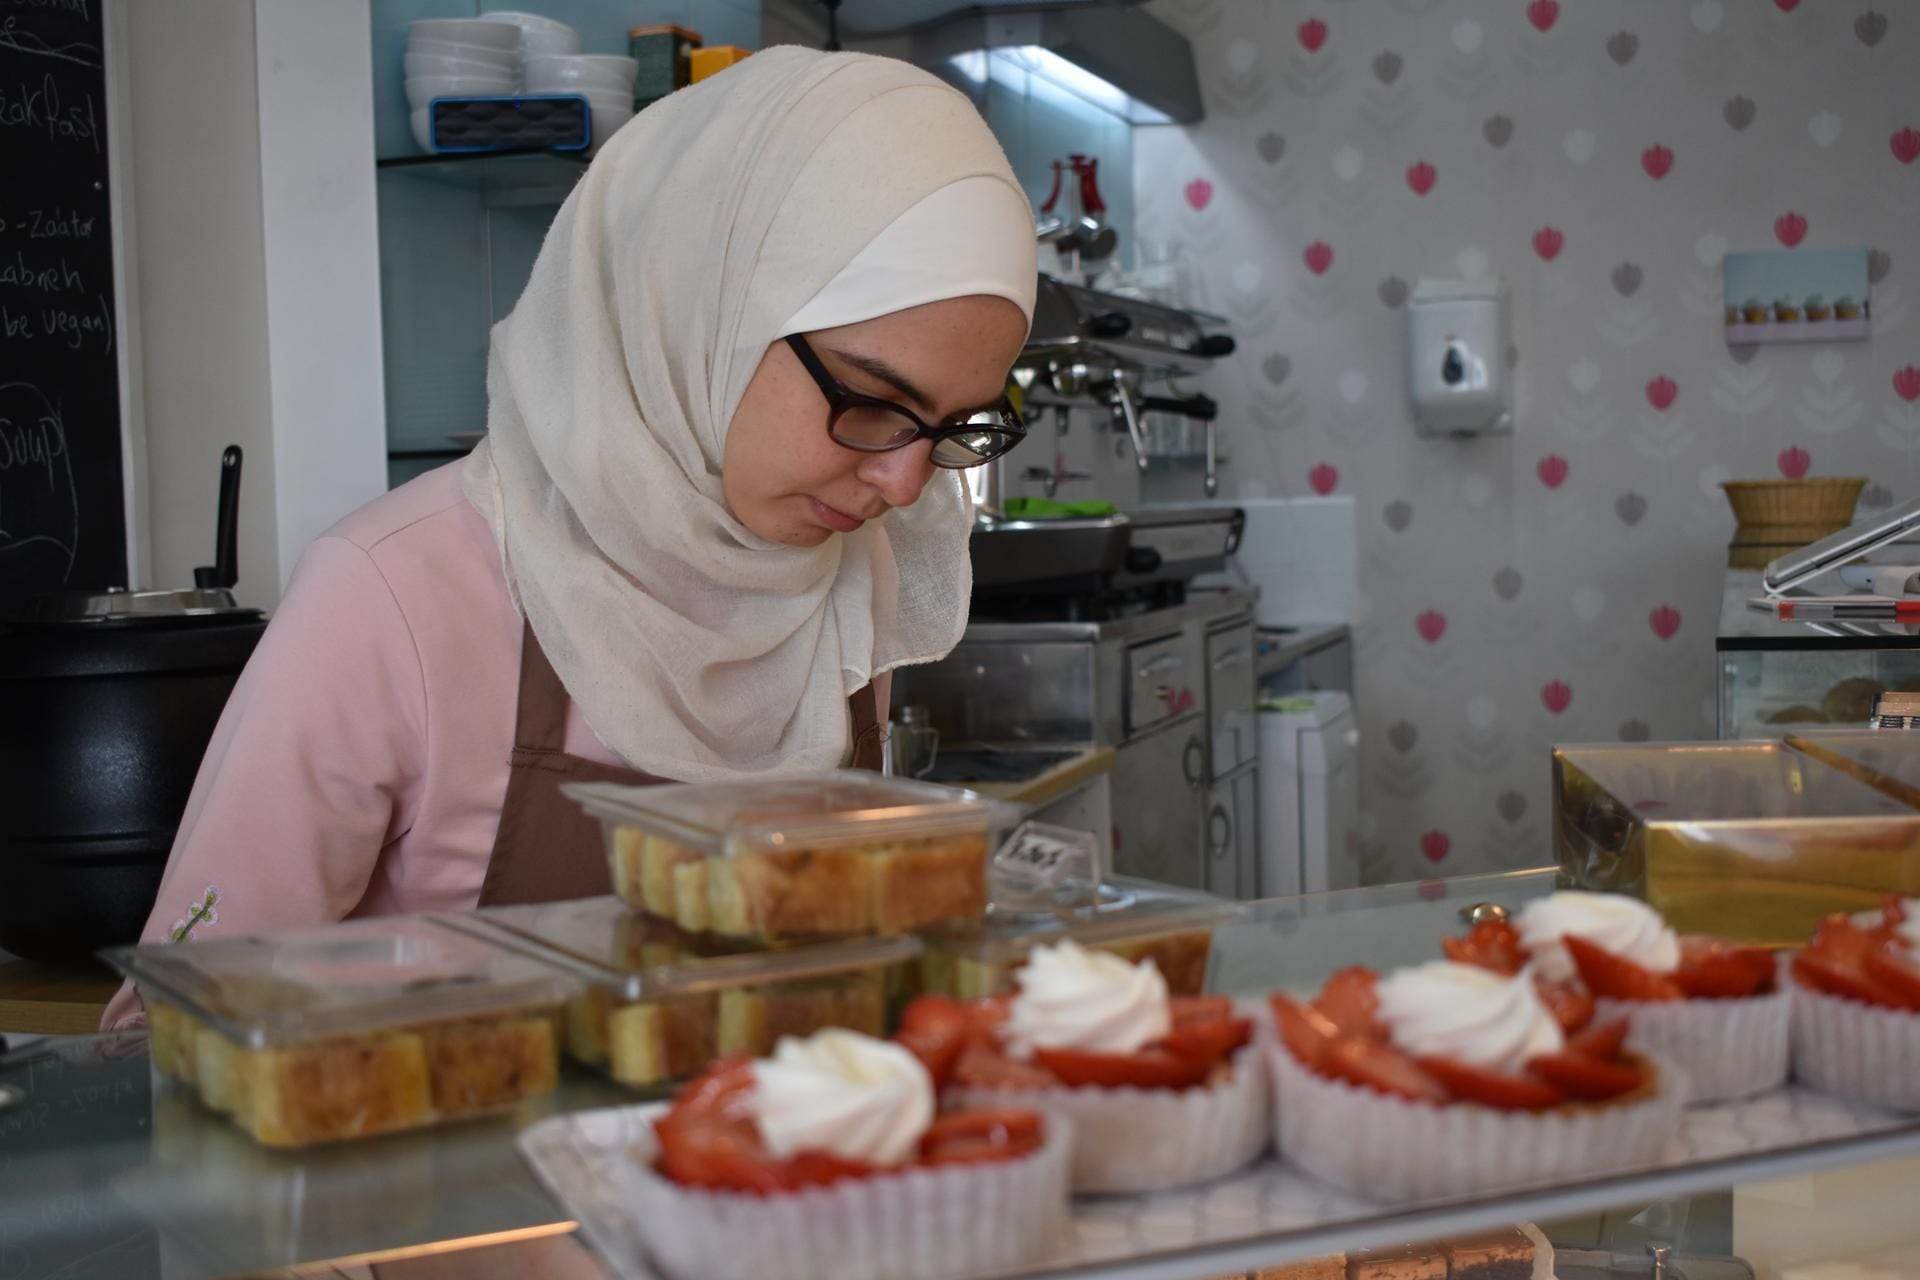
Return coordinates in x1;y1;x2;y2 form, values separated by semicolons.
475;10;582;55
406;75;516;109
585;98;634;154
524;53;638;93
405;50;518;80
410;106;436;153
408;18;521;52
406;38;518;70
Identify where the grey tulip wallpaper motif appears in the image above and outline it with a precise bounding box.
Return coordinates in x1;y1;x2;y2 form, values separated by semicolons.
1134;0;1919;885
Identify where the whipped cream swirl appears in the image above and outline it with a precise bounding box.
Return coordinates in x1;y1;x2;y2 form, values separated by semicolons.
1374;960;1565;1072
748;1029;934;1166
1897;899;1920;951
1004;940;1171;1060
1515;890;1680;984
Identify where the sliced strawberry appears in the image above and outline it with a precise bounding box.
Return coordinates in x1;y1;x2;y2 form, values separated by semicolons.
781;1150;881;1187
1321;1036;1448;1102
1169;994;1239;1026
1270;993;1343;1071
1415;1054;1563;1110
1535;978;1596;1035
1568;1016;1630;1061
1881;894;1908;932
894;996;972;1087
1862;945;1920;1012
1443;919;1527;976
950;1041;1057;1091
1792;948;1887;1006
1527;1050;1643;1101
1313;966;1385;1039
919;1108;1044;1164
1564;934;1684;1002
1809;914;1879;966
1160;1013;1253;1066
1673;937;1776;999
1031;1044;1213;1090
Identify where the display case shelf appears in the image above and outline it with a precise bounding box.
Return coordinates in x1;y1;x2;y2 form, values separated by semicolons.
9;869;1920;1280
376;150;589;207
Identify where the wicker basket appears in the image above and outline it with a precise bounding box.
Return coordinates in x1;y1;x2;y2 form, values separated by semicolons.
1720;477;1865;526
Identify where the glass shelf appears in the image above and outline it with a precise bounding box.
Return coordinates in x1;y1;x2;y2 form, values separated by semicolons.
10;869;1920;1280
375;150;588;207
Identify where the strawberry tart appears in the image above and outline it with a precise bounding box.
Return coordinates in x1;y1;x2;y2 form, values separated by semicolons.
1789;896;1920;1111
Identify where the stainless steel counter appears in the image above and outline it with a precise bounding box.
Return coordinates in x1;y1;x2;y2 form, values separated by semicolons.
961;587;1258;644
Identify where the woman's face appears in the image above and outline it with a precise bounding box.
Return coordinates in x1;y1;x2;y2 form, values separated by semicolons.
723;295;1029;547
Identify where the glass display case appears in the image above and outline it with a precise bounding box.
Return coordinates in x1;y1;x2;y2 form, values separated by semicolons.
1719;568;1920;739
8;868;1920;1280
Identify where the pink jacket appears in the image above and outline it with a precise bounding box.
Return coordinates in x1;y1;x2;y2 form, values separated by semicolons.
101;464;622;1026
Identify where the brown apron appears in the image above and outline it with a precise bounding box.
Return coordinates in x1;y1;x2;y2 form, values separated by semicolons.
476;622;886;907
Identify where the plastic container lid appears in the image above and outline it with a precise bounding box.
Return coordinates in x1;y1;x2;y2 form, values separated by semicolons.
1555;741;1918;821
1789;731;1920;809
564;772;1019;858
444;896;920;1001
923;876;1243;964
104;915;579;1048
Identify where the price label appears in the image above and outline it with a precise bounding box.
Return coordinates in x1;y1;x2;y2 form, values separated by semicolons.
990;821;1099;907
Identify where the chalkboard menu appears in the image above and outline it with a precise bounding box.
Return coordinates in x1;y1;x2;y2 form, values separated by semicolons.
0;0;127;610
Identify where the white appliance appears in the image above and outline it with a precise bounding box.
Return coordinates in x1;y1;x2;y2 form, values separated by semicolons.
1202;496;1356;629
1257;692;1361;897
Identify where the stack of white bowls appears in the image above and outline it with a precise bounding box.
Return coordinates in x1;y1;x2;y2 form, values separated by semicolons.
406;18;521;152
524;53;638;152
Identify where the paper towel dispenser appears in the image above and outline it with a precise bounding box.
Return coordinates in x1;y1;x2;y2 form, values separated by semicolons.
1407;277;1511;436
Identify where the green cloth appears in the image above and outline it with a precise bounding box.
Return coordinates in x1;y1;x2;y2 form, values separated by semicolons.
1000;496;1118;519
1258;696;1317;713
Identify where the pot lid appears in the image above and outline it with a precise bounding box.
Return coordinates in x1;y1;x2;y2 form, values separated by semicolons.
11;587;265;624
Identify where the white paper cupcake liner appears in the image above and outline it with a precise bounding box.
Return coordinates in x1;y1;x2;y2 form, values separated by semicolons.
603;1111;1074;1280
1268;1043;1684;1202
1789;970;1920;1112
1596;975;1790;1104
951;1045;1270;1193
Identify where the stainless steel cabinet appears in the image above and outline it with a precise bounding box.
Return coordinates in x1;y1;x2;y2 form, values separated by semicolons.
1205;764;1258;898
1110;718;1207;889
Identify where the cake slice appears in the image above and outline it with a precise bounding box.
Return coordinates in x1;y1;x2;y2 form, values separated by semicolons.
1255;1255;1345;1280
420;1015;557;1117
715;972;887;1058
241;1032;434;1148
146;1001;198;1085
706;846;873;939
1442;1228;1535;1280
867;834;989;934
604;993;719;1087
1347;1244;1445;1280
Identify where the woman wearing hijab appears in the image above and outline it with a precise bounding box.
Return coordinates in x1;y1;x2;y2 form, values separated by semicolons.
101;47;1036;1026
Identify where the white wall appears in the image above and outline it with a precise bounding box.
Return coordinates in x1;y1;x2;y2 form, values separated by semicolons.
254;0;387;590
116;0;385;607
123;0;279;603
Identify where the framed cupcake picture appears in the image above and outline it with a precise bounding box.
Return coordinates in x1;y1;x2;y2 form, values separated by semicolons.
1725;247;1871;344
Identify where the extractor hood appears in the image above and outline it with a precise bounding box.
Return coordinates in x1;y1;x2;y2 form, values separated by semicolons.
893;4;1203;127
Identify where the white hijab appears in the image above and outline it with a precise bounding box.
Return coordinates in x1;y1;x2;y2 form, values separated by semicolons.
464;48;1037;781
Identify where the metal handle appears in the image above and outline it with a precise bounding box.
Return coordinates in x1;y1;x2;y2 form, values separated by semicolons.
1107;372;1152;473
1137;652;1185;677
1209;804;1231;857
1203;419;1218;498
194;445;244;590
1182;735;1205;788
1210;645;1248;670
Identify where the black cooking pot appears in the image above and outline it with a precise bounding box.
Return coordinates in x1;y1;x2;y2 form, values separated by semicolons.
0;448;266;960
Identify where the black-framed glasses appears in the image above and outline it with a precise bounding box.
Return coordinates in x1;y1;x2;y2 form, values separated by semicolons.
785;334;1027;469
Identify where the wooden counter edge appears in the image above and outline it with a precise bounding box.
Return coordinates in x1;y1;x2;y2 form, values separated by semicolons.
0;956;121;1037
967;746;1117;808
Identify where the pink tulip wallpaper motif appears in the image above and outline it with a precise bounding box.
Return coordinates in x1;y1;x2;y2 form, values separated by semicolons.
1135;0;1918;884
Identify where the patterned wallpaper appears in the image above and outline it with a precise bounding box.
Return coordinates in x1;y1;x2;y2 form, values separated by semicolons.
1133;0;1920;884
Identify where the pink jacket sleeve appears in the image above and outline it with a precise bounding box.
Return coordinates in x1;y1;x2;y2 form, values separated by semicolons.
100;536;429;1028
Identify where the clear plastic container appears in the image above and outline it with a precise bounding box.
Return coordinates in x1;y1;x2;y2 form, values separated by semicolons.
912;877;1244;999
107;916;577;1148
1787;729;1920;809
446;896;918;1089
567;773;1015;942
1553;740;1920;946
